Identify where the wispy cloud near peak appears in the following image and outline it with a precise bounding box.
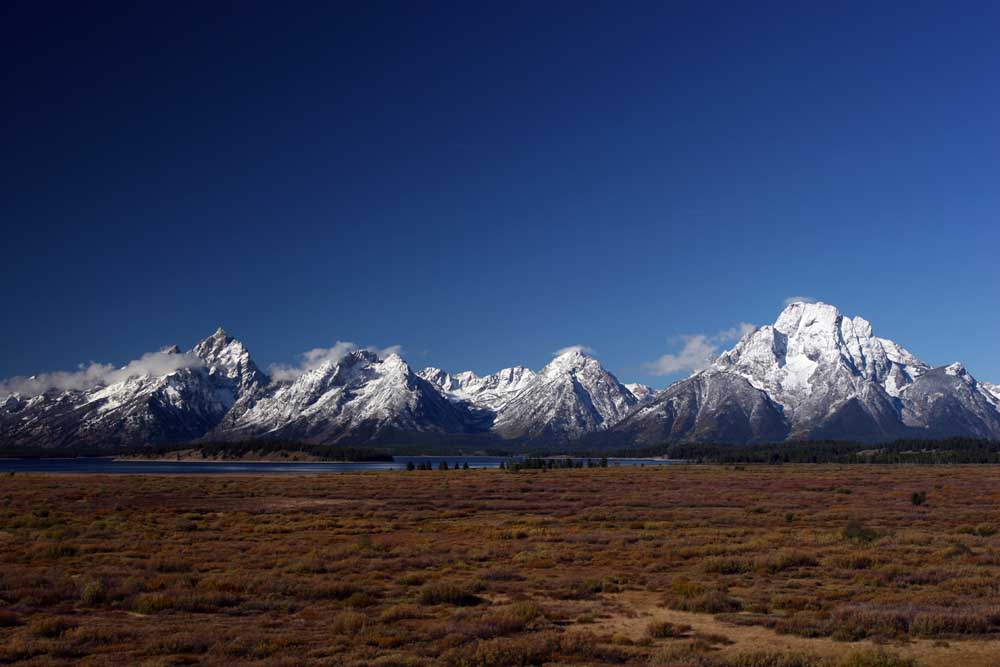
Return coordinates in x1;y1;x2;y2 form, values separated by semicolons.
269;342;403;381
641;321;756;376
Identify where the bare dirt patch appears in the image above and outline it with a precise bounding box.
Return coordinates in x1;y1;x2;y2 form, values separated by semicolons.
602;590;1000;667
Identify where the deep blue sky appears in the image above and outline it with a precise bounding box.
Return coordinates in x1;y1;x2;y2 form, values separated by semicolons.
2;1;997;388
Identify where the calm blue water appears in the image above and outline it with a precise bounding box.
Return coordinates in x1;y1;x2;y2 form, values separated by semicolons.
0;456;680;474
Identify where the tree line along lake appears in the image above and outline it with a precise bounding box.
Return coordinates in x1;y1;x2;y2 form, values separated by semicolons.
0;456;682;475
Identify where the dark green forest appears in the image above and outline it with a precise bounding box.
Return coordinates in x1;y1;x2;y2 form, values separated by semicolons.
607;437;1000;464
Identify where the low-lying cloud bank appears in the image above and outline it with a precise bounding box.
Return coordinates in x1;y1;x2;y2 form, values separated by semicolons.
0;339;409;397
0;351;205;397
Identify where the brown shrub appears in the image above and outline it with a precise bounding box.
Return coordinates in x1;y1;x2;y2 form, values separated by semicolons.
759;551;818;573
0;636;45;663
133;592;175;614
151;557;192;573
670;590;743;614
28;615;77;638
647;619;691;638
419;581;482;606
828;606;910;640
910;610;990;636
79;576;108;604
838;648;916;667
380;603;423;622
723;650;823;667
151;632;212;654
331;611;369;635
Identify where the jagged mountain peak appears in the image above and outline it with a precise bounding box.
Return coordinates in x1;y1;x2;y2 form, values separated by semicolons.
454;370;481;383
216;345;481;444
343;349;380;366
4;304;999;450
625;383;657;404
420;364;535;410
945;362;969;376
494;351;636;441
543;348;601;376
191;327;267;392
715;301;929;401
419;366;450;383
551;346;592;360
380;351;408;368
418;351;633;441
984;382;1000;402
194;327;237;355
613;301;999;445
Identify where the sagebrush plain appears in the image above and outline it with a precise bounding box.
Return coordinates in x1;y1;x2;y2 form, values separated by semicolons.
2;465;1000;666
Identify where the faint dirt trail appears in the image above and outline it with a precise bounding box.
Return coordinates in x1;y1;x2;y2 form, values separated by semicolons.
604;591;1000;667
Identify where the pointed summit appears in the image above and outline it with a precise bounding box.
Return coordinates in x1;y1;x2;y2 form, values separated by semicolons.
216;346;479;444
194;327;235;358
552;345;593;360
544;346;599;376
494;350;636;441
192;328;267;392
421;365;534;409
625;383;657;404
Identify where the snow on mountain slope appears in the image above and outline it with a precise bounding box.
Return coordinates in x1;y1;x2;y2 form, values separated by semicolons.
419;365;536;410
489;348;637;441
625;383;657;404
0;329;266;449
712;301;929;438
217;351;484;444
901;364;1000;439
421;350;638;441
3;307;998;450
193;328;269;395
613;301;1000;444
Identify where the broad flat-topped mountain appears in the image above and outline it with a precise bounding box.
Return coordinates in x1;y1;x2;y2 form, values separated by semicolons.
2;302;999;450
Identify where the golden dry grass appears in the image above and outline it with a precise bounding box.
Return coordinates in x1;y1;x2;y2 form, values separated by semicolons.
0;465;998;665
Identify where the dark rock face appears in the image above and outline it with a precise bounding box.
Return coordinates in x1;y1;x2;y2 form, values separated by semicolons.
900;365;1000;439
608;371;788;445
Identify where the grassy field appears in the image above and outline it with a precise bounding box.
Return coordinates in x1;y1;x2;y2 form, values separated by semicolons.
1;465;999;666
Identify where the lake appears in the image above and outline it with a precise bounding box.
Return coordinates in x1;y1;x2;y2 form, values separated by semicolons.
0;456;682;474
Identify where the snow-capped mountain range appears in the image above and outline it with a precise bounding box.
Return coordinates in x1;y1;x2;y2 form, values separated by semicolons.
420;348;638;442
2;302;999;450
610;302;1000;445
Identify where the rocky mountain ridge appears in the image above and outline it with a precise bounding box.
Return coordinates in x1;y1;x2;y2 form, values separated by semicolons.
2;302;998;450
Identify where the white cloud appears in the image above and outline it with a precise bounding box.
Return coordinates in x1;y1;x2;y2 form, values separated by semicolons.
554;344;594;357
784;295;818;306
0;350;204;397
641;322;758;376
269;342;403;381
379;345;403;358
641;335;717;376
717;322;757;342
